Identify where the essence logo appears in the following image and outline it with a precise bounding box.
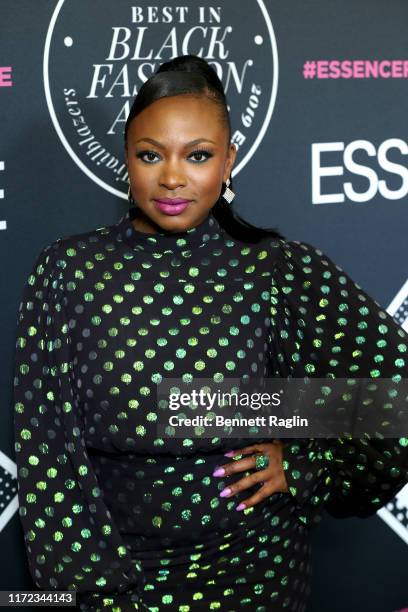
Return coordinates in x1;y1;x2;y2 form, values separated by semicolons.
0;67;12;87
44;0;278;199
312;139;408;205
303;59;408;80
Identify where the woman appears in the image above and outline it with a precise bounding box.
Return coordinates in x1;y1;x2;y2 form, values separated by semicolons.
13;54;408;612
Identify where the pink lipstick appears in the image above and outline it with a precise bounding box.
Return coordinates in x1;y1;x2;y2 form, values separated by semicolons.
153;198;192;215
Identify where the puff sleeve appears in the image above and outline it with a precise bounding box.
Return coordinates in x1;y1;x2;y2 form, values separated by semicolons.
12;241;148;609
268;239;408;524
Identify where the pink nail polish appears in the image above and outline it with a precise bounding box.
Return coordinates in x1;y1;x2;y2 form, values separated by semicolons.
236;503;246;511
224;451;235;457
213;467;225;477
220;487;231;497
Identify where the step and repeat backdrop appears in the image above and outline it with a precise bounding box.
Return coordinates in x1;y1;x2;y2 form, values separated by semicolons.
1;1;408;610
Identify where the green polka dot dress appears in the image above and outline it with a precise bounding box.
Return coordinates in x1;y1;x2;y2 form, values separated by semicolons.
13;206;408;611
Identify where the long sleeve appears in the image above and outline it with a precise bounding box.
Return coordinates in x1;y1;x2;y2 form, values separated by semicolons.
268;239;408;523
13;240;148;607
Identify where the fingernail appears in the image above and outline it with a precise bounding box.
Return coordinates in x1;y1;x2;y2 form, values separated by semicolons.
220;487;232;497
236;503;246;511
224;451;235;457
213;467;225;477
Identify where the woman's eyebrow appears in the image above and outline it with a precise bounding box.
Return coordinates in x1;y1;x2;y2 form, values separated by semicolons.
135;137;217;149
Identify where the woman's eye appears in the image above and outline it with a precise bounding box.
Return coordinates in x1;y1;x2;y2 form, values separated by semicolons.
136;149;213;164
137;151;160;163
189;149;213;163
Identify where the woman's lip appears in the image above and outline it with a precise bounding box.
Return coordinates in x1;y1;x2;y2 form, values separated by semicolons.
154;198;192;205
154;200;190;215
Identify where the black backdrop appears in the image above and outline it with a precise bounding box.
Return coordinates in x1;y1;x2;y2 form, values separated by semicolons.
1;2;408;610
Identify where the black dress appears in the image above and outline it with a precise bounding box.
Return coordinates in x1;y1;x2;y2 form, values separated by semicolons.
13;206;408;611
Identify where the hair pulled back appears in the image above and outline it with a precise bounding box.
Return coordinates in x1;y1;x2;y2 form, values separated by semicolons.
125;54;285;242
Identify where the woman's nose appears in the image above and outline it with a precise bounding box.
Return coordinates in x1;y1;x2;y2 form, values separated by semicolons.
159;162;187;189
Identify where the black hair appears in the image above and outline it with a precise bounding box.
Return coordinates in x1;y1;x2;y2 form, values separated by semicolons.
124;54;285;243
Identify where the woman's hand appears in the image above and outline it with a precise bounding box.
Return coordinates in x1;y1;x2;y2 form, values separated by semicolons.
212;440;289;512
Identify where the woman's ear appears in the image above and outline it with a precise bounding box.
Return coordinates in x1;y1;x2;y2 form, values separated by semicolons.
224;143;237;182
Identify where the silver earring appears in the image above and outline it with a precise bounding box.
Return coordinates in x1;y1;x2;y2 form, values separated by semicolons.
222;178;235;204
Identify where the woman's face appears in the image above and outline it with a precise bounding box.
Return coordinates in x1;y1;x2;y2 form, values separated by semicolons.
125;94;237;234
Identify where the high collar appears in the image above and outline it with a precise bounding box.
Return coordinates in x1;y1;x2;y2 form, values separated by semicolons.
117;205;225;253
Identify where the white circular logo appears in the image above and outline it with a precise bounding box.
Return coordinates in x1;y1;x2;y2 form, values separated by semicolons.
43;0;278;199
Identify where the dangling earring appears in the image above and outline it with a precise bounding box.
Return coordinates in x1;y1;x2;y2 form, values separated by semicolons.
222;178;235;204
